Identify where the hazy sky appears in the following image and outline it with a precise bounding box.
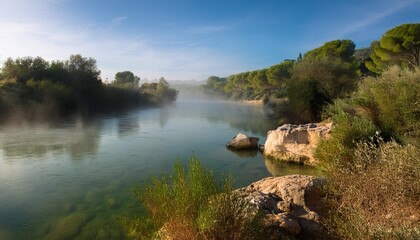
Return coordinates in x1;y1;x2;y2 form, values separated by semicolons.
0;0;419;81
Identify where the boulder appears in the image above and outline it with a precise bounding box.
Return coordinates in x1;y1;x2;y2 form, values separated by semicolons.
263;123;333;165
237;175;327;239
226;133;259;150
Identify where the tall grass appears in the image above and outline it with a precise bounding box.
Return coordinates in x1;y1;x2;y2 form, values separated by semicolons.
321;141;420;239
121;156;269;240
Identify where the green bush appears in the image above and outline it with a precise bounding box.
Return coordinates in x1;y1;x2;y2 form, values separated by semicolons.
122;157;267;240
316;100;378;174
352;66;420;144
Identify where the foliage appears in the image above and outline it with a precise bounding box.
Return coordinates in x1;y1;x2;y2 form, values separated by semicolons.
122;157;268;240
266;60;294;89
112;71;140;89
366;23;420;74
354;45;376;76
316;103;378;173
321;141;420;240
0;55;177;122
139;78;178;105
352;66;420;142
304;39;356;62
202;59;296;100
316;66;420;239
287;57;359;122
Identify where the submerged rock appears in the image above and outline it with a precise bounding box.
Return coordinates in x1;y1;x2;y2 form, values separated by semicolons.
226;133;259;150
237;174;327;239
263;123;333;165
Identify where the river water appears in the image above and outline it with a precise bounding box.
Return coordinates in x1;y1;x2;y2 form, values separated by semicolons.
0;99;316;239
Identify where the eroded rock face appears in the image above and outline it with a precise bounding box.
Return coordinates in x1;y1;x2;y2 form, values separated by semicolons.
237;175;327;239
263;123;333;165
226;133;259;150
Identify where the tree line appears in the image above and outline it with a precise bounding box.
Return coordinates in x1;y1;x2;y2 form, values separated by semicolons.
0;54;177;122
203;23;420;123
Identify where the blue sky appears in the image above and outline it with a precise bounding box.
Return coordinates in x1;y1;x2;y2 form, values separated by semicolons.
0;0;419;81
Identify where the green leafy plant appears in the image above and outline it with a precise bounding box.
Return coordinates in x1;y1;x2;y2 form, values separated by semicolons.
122;156;268;240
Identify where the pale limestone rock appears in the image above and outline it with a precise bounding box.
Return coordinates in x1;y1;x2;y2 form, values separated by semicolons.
226;133;259;150
263;123;333;165
237;175;327;239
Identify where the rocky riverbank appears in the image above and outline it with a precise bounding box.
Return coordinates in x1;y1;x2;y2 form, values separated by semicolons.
237;174;328;239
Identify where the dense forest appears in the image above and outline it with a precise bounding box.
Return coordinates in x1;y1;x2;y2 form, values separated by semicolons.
0;55;177;122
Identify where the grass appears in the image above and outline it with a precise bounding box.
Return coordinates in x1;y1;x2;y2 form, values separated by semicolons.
121;156;272;240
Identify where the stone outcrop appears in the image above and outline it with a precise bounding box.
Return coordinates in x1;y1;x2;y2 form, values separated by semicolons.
263;123;333;165
226;133;259;150
237;175;327;239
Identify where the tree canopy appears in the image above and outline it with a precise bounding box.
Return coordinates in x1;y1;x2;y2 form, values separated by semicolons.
112;71;140;88
366;23;420;74
304;39;356;62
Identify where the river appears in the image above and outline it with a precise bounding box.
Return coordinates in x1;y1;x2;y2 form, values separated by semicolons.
0;99;316;239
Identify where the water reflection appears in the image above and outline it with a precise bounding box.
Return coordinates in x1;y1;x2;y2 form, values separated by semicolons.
0;121;102;162
264;157;318;176
159;106;170;128
226;148;259;158
117;114;140;138
201;101;277;136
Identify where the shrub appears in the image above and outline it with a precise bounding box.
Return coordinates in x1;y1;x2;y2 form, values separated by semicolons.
121;156;267;240
315;100;378;173
352;66;420;144
321;141;420;239
316;66;420;239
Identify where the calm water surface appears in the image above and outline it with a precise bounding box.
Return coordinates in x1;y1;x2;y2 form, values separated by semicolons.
0;100;316;239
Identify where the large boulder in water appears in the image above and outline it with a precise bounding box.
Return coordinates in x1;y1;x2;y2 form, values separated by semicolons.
226;133;259;150
263;123;332;165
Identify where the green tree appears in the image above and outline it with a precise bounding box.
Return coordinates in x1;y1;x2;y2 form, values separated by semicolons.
366;23;420;74
287;57;359;122
0;56;49;83
304;39;356;62
206;76;226;91
65;54;101;81
297;53;303;62
250;69;269;91
112;71;140;88
266;60;294;88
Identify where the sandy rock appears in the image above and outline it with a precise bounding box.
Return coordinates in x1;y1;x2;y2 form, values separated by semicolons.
226;133;259;150
237;174;327;239
264;123;333;165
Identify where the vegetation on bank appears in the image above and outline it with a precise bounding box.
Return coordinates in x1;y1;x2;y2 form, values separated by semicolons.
0;54;177;122
121;157;275;240
124;23;419;239
315;66;420;239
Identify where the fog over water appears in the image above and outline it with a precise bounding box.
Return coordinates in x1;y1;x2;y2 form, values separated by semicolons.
0;97;316;239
